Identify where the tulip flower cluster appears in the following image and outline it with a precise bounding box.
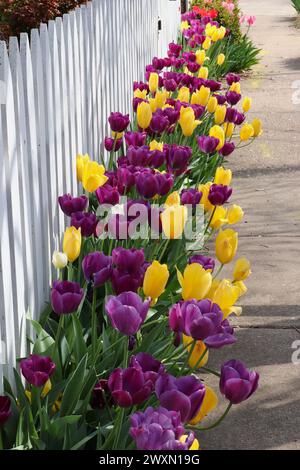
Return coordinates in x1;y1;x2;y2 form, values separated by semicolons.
0;1;261;451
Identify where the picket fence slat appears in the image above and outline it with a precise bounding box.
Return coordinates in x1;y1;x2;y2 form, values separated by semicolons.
0;0;180;391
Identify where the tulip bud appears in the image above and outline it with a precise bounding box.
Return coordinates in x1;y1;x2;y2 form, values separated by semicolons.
52;251;68;270
242;97;252;112
215;229;238;265
240;123;254;141
207;96;218;113
202;37;211;50
182;335;209;369
176;263;212;301
137;101;152;129
76;154;90;182
252;118;263;137
161;204;188;239
195;49;206;66
209;125;225;150
230;82;241;93
214;166;232;186
227;204;244;224
177;86;190;103
198;66;209;79
233;258;251;281
63;226;82;263
82;161;108;192
143;260;169;304
214;105;227;124
149;72;159;93
223;122;235;138
217;53;225;65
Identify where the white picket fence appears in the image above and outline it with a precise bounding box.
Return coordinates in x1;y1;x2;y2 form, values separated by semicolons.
0;0;180;391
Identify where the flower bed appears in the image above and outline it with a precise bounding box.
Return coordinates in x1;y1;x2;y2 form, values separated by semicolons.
0;1;263;451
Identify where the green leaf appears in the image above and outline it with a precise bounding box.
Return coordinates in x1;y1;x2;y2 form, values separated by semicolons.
59;354;88;416
71;314;88;365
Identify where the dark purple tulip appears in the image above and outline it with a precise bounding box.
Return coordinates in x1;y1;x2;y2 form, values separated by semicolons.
150;110;170;134
106;292;150;336
164;79;177;92
108;365;153;407
155;373;206;422
111;268;145;294
166;144;192;176
197;135;219;154
20;354;55;387
168;42;182;58
108;112;130;133
58;194;88;217
107;214;129;240
96;183;120;206
133;81;149;92
171;57;185;69
105;170;118;187
136;171;160;199
226;91;241;106
0;396;11;425
235;111;246;125
182;51;196;62
163;107;180;125
130;353;165;385
194;33;206;45
125;131;147;147
149;149;165;168
130;406;197;450
219;142;235;157
133;97;147;112
127;145;150;167
104;137;122;152
204;79;222;92
186;62;200;73
225;107;238;123
226;73;240;85
82;251;112;287
116;166;136;193
220;360;259;404
152;57;165;70
163;57;172;68
191;104;205;119
189;254;215;271
181;188;202;208
91;379;110;409
112;247;145;273
156;172;174;196
71;212;98;237
169;299;236;347
128;335;136;351
208;184;232;206
214;94;227;105
51;280;84;315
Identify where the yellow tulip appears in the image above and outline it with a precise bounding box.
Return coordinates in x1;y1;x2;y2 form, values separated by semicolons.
52;251;68;270
149;72;159;93
149;98;157;113
212;29;221;42
179;435;200;450
207;96;218;113
215;228;238;264
209;206;228;230
252;118;263;137
76;153;90;182
181;21;190;31
214;105;226;124
233;258;251;282
240;123;254;141
111;131;124;139
161;204;188;239
235;280;248;296
82;161;108;192
183;335;209;369
179;106;201;137
223;122;235;138
230;82;241;93
202;36;212;50
143;260;169;304
218;26;226;39
242;97;252;112
208;278;240;314
177;263;212;301
165;191;181;207
217;53;225;65
189;386;218;425
134;88;148;100
155;90;168;108
137;101;152;129
209;125;225;150
177;86;190;103
198;181;214;212
195;49;206;66
227;204;244;224
214;166;232;186
198;66;209;79
149;140;164;152
63;226;82;262
191;85;210;106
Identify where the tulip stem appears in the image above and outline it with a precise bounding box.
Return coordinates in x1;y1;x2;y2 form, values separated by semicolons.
213;263;224;279
200;366;221;377
91;288;98;362
204;206;216;236
189;402;232;431
190;346;208;373
181;340;196;372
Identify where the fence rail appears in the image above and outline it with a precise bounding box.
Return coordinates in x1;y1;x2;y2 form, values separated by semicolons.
0;0;180;391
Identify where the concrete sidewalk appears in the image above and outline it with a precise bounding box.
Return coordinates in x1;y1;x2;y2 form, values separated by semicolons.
202;0;300;450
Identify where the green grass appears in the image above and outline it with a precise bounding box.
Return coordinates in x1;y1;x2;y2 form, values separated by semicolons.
291;0;300;14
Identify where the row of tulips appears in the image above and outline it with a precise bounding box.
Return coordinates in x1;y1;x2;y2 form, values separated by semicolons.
0;2;262;450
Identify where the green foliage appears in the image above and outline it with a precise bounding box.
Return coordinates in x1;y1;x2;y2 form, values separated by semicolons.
291;0;300;13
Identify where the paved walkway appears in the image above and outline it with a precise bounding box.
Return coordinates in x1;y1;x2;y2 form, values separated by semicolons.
202;0;300;450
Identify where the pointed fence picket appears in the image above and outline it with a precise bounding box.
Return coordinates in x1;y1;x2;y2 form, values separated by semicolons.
0;0;180;392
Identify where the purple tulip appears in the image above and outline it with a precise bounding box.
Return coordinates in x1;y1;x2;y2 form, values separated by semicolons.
117;165;136;193
155;373;206;422
163;106;180;125
91;379;110;409
133;97;147;112
0;396;11;425
180;188;202;208
226;91;241;106
71;212;98;237
133;81;149;92
225;107;238;123
156;172;174;196
111;268;146;294
149;110;170;135
20;354;55;387
204;79;222;92
164;78;177;92
152;57;165;70
112;247;145;273
182;51;196;62
226;73;240;85
235;111;246;125
108;365;153;407
197;135;219;154
220;360;259;404
219;142;235;157
51;280;84;315
125;131;147;147
169;299;236;347
189;254;215;271
127;145;150;167
104;137;122;152
130;406;197;450
82;251;112;287
96;183;120;206
191;104;205;119
168;42;182;58
149;149;165;168
186;61;200;73
136;170;160;199
214;94;227;105
108;112;130;133
130;353;165;385
58;194;88;217
106;291;150;336
208;184;232;206
166;144;192;176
